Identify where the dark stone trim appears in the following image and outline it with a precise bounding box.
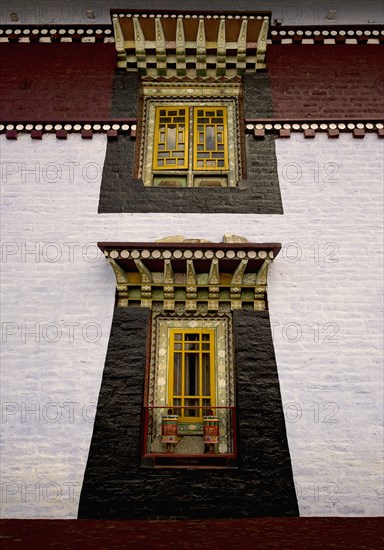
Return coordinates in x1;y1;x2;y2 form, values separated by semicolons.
98;72;283;214
110;73;140;119
243;73;274;118
98;134;283;213
78;309;298;519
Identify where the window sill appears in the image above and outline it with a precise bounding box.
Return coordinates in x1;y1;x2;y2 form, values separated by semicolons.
141;453;237;469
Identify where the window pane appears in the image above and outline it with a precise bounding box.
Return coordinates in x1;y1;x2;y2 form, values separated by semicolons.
203;398;212;415
166;126;176;150
168;329;215;422
154;107;188;170
202;353;211;395
193;106;228;171
173;353;182;395
185;398;199;417
185;343;199;350
185;353;199;395
172;397;182;416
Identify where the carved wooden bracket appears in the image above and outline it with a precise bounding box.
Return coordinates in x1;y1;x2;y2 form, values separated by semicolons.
111;10;270;76
99;239;281;312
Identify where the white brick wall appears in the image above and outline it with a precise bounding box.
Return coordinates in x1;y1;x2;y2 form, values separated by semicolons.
0;133;383;517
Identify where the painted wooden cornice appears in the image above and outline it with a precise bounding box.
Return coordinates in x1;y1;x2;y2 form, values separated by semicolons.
2;120;383;140
269;24;384;44
0;23;382;45
98;239;281;312
111;11;270;77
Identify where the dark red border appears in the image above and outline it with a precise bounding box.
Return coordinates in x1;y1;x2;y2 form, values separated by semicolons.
0;518;383;549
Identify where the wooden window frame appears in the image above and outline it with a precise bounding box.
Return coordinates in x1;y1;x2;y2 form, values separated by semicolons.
153;107;189;170
150;103;231;186
193;107;228;171
168;328;216;422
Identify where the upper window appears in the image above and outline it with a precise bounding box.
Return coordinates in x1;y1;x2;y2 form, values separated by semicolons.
139;83;242;188
153;107;228;174
150;104;230;187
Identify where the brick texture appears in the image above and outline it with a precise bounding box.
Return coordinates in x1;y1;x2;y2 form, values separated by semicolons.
98;134;284;214
78;308;298;519
0;44;116;120
267;45;384;118
1;44;382;121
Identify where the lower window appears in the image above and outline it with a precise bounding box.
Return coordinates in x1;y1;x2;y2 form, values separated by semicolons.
169;329;215;421
143;316;236;465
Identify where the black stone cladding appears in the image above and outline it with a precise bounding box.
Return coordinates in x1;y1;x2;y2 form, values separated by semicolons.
109;73;140;118
243;73;274;118
78;308;298;519
98;72;283;214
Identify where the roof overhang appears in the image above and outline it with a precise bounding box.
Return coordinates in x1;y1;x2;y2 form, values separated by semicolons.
111;9;271;77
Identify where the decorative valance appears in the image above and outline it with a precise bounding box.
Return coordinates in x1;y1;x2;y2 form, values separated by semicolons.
111;10;270;76
99;238;281;313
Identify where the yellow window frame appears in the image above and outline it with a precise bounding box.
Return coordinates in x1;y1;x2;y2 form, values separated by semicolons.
153;106;189;170
168;328;215;422
193;106;228;171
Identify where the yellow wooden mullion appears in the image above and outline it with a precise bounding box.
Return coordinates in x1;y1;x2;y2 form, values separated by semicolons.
168;328;215;421
199;336;203;412
153;107;189;170
153;107;162;170
192;107;199;171
181;334;185;411
210;330;215;409
193;107;228;171
168;330;174;409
